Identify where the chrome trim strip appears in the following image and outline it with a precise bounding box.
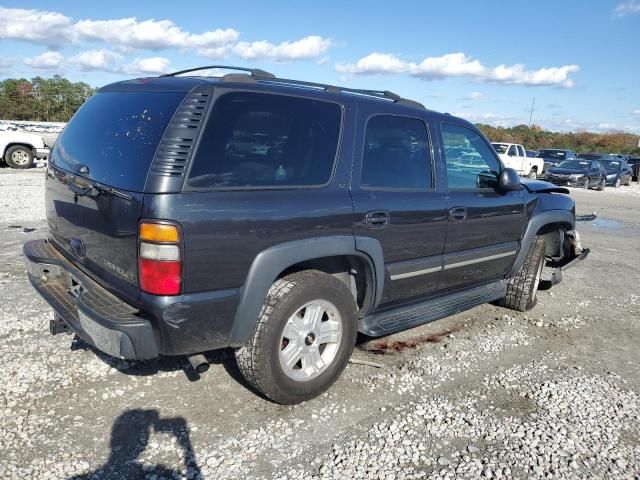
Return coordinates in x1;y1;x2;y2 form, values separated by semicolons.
390;266;441;281
443;250;517;270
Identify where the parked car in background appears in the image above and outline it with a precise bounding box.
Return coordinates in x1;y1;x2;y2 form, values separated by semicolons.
526;150;537;158
0;130;49;168
544;159;607;190
491;142;543;178
535;149;576;172
576;152;614;161
600;159;633;187
627;157;640;181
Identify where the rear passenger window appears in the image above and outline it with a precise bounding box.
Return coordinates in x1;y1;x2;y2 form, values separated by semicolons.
361;115;432;189
187;92;341;188
441;123;500;190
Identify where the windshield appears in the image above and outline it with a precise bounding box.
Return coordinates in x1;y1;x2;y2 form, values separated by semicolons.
537;149;567;159
491;143;509;154
51;91;186;191
557;160;590;170
600;160;621;172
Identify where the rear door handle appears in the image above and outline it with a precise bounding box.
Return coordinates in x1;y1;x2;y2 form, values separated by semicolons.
449;206;467;221
364;210;390;227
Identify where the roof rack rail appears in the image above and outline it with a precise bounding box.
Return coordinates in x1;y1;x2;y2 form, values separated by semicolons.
257;77;425;109
160;65;275;78
159;67;424;109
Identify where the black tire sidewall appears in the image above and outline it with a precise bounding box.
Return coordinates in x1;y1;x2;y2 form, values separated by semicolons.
262;275;357;402
5;146;34;169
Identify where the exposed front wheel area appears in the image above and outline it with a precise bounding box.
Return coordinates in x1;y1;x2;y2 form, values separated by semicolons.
235;270;357;404
528;169;537;179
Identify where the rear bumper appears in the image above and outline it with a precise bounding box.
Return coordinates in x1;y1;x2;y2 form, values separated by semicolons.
24;239;158;360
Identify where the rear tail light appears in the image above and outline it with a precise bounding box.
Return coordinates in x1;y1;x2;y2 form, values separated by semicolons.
139;222;182;295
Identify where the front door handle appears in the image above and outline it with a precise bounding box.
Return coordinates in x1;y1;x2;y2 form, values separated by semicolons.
364;210;390;227
449;206;467;221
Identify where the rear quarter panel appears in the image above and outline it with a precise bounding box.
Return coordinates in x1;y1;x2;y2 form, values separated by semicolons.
143;189;355;294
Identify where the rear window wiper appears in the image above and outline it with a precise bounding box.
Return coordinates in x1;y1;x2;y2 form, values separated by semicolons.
69;182;133;201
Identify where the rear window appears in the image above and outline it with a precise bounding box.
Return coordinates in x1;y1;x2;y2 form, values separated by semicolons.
51;91;186;191
187;92;342;188
491;143;509;154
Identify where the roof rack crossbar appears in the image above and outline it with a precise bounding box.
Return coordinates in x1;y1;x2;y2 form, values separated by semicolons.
160;65;275;78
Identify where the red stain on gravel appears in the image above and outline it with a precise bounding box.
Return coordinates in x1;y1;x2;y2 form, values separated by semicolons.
367;326;462;354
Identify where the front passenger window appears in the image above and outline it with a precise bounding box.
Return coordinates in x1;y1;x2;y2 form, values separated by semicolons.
442;123;500;190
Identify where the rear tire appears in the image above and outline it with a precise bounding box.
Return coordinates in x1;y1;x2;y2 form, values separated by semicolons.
497;236;546;312
235;270;358;404
614;178;621;188
4;145;34;169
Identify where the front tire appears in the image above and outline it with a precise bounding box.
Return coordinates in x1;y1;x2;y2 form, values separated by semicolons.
596;178;606;191
582;178;590;190
614;178;621;188
235;270;358;404
4;145;34;169
497;236;546;312
528;168;537;179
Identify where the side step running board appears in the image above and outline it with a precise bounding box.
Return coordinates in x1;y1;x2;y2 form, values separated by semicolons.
359;280;506;337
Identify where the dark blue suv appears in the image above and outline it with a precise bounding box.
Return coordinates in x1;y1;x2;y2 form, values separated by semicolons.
24;66;588;404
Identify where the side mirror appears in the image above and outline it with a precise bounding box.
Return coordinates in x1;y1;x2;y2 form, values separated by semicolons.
499;168;521;192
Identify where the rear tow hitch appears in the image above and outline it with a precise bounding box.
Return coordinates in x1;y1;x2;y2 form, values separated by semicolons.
50;315;71;335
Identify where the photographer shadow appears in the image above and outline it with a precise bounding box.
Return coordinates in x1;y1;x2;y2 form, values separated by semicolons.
68;409;203;480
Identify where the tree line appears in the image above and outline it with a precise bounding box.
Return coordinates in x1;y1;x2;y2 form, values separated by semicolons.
477;123;640;155
0;76;638;155
0;76;95;122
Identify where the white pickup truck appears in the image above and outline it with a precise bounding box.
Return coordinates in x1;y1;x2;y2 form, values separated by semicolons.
491;142;543;179
0;129;50;169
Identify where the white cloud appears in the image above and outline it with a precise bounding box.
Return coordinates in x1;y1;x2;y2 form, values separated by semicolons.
487;64;579;88
0;7;330;65
465;91;487;101
336;52;579;88
73;17;238;52
0;58;14;70
232;36;331;61
632;109;640;115
0;7;74;47
612;1;640;17
121;57;171;75
24;51;65;69
410;53;485;79
336;52;407;75
452;111;525;128
69;49;122;72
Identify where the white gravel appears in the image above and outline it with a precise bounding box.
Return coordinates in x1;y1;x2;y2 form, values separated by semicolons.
0;170;639;479
0;168;46;224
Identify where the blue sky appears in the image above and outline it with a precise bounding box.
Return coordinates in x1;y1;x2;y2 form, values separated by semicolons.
1;1;639;133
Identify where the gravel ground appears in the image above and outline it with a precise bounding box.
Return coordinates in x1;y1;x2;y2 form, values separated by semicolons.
1;168;639;479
